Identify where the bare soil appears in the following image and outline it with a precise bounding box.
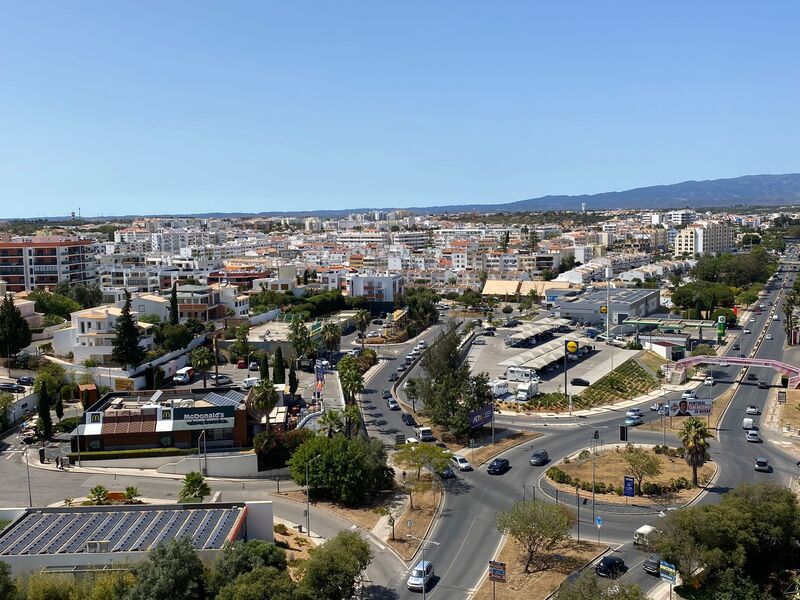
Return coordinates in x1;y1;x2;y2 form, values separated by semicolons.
387;479;441;561
271;489;393;531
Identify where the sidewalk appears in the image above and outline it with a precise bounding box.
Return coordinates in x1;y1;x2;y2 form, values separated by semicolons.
648;581;681;600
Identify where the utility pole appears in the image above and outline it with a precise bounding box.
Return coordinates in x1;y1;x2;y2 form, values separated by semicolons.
592;430;598;523
305;454;322;536
407;534;439;600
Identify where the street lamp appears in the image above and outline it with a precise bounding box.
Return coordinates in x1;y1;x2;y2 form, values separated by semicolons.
25;445;32;507
406;533;439;600
198;429;207;474
305;454;322;536
592;430;598;523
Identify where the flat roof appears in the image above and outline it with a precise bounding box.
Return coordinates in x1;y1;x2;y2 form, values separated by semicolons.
0;504;245;557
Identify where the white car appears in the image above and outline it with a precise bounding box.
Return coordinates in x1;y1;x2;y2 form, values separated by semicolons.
743;328;752;334
745;430;760;443
625;408;644;419
209;374;232;386
750;317;756;322
407;560;434;592
451;455;473;471
746;405;759;415
405;437;419;444
766;333;773;340
681;390;698;400
703;377;714;386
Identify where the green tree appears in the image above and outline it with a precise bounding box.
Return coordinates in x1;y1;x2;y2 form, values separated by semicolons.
28;289;81;320
191;346;214;389
84;571;136;600
0;561;17;600
393;443;451;481
553;571;645;599
88;485;109;505
127;537;207;600
209;540;287;596
622;445;662;495
250;379;280;416
0;393;14;430
338;360;364;404
37;384;53;440
112;291;145;367
300;531;372;600
272;347;286;385
0;295;32;357
321;322;341;360
23;573;76;600
54;395;64;421
288;363;299;396
354;310;370;349
342;404;361;439
260;353;270;381
317;410;343;438
495;499;575;572
677;417;713;486
179;471;211;502
169;282;179;325
216;567;297;600
288;318;314;358
34;361;66;397
53;282;103;309
162;323;193;352
230;324;251;361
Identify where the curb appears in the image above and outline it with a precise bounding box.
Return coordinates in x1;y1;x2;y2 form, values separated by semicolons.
396;481;446;565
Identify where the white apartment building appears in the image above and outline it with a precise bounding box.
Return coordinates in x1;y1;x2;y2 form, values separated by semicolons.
391;230;429;249
347;273;404;303
336;231;390;247
673;221;734;256
667;209;696;226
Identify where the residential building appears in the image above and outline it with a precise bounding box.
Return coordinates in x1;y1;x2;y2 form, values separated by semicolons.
0;237;97;292
347;273;404;302
673;221;735;256
175;284;224;322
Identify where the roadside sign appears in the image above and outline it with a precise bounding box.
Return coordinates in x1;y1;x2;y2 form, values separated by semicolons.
779;390;787;404
488;560;506;583
623;476;635;497
394;434;406;446
595;516;603;528
565;340;579;354
659;560;677;584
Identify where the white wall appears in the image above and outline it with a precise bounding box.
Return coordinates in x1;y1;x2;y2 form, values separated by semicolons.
245;501;274;542
157;451;260;477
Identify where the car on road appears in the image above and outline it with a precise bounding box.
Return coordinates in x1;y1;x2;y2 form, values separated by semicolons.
396;364;407;372
595;556;627;578
0;382;26;393
766;333;773;340
743;328;752;334
732;343;740;350
451;455;473;471
747;373;758;381
703;376;714;386
681;390;697;400
650;402;665;412
746;405;760;415
407;560;434;591
209;374;232;386
746;430;760;443
757;381;770;389
487;458;510;475
438;466;456;479
643;554;661;575
570;377;590;386
387;398;400;411
529;450;549;466
624;415;643;426
381;389;391;399
625;408;644;418
417;340;427;349
754;458;771;472
16;376;34;386
401;413;416;426
388;373;398;382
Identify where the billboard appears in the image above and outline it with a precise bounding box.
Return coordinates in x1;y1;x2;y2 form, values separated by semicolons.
469;404;494;428
668;397;711;417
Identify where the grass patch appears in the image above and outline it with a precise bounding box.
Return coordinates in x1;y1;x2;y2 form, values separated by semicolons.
68;447;198;461
779;389;800;433
638;351;668;374
576;359;658;408
272;489;395;532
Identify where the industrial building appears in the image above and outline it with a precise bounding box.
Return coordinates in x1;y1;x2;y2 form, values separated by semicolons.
555;288;661;325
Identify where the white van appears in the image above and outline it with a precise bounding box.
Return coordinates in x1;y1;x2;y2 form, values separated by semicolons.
742;417;755;430
489;379;509;398
634;525;659;547
174;366;194;384
241;377;260;390
505;366;539;383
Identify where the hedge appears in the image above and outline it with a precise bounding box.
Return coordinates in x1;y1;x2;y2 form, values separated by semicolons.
67;447;198;462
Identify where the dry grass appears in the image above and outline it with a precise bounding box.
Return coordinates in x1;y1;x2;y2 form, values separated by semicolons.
472;538;605;600
456;431;542;466
271;490;393;531
638;351;668;374
779;389;800;433
273;525;315;581
553;448;715;506
387;478;440;561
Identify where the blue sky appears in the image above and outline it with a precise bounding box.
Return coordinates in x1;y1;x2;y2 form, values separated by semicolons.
1;1;799;217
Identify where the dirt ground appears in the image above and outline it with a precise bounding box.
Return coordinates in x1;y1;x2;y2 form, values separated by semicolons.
272;489;392;531
779;389;800;432
553;448;715;506
472;538;605;600
387;478;441;561
273;524;315;580
638;351;668;373
456;431;542;466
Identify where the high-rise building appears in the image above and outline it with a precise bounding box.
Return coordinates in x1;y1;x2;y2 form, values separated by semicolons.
0;237;97;292
673;221;734;256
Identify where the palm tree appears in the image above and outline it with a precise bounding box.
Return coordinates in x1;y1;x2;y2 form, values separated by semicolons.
250;379;280;416
179;471;211;502
123;486;141;504
88;485;109;505
342;404;362;438
339;365;364;405
317;409;343;438
321;322;342;362
354;310;370;349
191;346;214;389
677;417;714;486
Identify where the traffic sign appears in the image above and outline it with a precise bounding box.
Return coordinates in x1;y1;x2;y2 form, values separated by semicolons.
659;560;677;584
595;516;603;528
488;560;506;582
623;476;635;497
600;305;608;314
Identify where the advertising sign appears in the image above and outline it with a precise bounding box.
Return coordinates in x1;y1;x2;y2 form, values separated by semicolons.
172;405;236;429
469;404;494;429
623;476;635;497
565;340;579;354
659;560;677;584
114;378;135;392
668;397;712;417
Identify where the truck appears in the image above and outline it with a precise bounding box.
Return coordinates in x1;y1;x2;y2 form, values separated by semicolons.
174;366;194;384
413;426;434;442
515;381;539;402
633;524;659;547
489;379;509;398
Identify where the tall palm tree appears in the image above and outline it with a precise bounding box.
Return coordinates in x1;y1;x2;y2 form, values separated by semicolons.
191;346;214;389
321;322;342;362
677;417;714;486
342;404;362;439
317;409;343;438
250;379;280;416
339;365;364;405
354;310;370;349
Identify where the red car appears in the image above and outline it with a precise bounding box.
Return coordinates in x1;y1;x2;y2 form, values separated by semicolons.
236;359;247;369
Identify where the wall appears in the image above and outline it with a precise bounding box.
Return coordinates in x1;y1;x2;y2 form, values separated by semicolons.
244;501;274;542
157;450;260;477
73;455;184;469
249;308;282;326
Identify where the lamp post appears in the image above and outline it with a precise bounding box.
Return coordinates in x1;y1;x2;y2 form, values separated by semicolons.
407;533;439;600
198;430;207;474
305;454;322;536
25;445;32;507
592;430;598;523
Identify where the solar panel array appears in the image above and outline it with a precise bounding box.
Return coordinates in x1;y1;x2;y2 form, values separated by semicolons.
205;390;245;408
0;506;243;556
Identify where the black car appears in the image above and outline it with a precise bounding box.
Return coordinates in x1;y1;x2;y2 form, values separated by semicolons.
0;383;25;394
381;389;391;399
388;373;398;382
487;458;510;475
16;376;35;386
529;450;549;466
643;554;660;575
372;319;383;325
747;373;758;381
483;330;495;337
401;413;416;426
438;466;456;479
595;556;626;578
732;343;740;351
570;377;590;387
757;381;770;389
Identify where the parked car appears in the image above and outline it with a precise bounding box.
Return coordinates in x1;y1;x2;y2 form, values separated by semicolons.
240;377;260;390
16;376;34;386
209;374;232;386
643;554;661;575
757;381;769;389
487;458;510;475
746;405;759;415
387;398;400;411
473;338;486;345
754;458;771;472
570;377;590;386
595;556;627;578
625;408;644;418
407;560;434;591
483;330;495;337
372;319;383;325
529;450;549;466
0;383;25;394
624;415;643;426
401;413;416;426
236;359;247;369
451;455;473;471
396;364;407;372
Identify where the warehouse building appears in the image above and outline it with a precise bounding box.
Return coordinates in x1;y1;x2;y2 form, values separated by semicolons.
555;288;660;326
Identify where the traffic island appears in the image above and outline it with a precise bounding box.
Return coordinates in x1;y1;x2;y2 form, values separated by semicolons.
472;539;605;600
458;430;542;467
545;445;715;508
385;474;442;561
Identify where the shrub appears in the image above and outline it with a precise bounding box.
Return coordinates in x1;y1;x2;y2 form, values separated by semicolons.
273;523;290;536
614;486;623;496
673;476;691;490
502;305;513;314
577;449;590;460
642;482;662;496
67;447;198;462
546;466;572;485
